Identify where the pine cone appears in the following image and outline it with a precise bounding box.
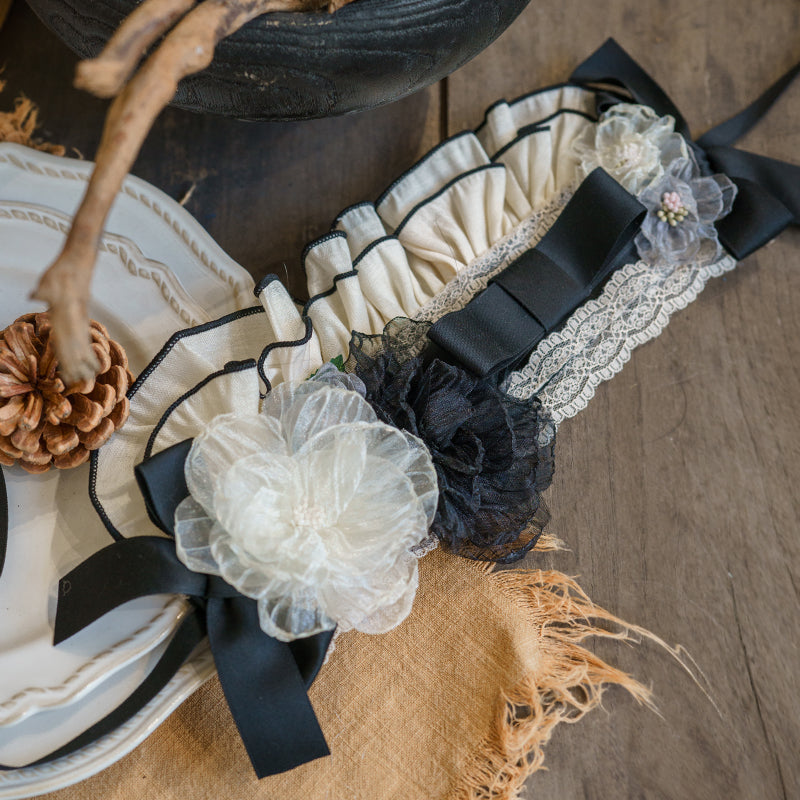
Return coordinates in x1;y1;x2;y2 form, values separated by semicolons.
0;312;132;474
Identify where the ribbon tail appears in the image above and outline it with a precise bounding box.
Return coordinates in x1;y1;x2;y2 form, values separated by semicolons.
569;37;693;139
697;57;800;148
54;535;207;644
207;597;330;778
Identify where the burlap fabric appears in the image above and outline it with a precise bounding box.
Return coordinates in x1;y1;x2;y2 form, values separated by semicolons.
0;79;64;155
42;546;651;800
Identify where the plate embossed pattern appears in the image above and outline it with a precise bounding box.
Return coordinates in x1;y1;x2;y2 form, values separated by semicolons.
0;144;254;793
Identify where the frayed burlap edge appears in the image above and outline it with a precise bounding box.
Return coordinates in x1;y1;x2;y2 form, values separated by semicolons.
0;78;65;155
0;0;10;31
452;562;666;800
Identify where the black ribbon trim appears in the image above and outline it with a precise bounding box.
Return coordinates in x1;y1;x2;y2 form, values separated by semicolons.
0;467;7;579
428;168;646;377
47;440;332;779
570;38;800;260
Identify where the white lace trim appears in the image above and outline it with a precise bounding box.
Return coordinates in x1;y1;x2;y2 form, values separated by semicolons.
503;252;737;424
415;190;737;428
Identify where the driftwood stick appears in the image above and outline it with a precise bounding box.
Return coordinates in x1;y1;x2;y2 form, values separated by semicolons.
33;0;312;383
75;0;199;98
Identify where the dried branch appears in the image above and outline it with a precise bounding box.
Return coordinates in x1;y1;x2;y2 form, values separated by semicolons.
75;0;199;98
34;0;347;384
0;0;11;32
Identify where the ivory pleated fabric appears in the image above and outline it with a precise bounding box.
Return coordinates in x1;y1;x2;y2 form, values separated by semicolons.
91;85;599;556
45;545;651;800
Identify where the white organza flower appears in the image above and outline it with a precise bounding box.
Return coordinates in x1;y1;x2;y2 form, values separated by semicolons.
173;371;438;642
572;103;688;195
635;154;737;267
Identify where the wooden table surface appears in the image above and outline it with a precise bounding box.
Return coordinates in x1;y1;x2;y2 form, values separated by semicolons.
2;1;799;797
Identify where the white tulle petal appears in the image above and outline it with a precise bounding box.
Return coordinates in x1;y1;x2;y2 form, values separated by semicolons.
184;413;286;515
262;380;376;453
634;154;737;267
173;374;438;642
303;422;439;527
174;496;222;576
573;103;689;196
296;440;368;530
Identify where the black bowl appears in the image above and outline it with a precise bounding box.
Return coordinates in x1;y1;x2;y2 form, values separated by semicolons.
26;0;530;120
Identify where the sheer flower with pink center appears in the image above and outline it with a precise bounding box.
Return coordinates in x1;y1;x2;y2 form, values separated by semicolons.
635;154;737;267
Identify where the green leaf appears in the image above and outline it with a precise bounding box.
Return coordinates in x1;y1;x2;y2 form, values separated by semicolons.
307;354;346;380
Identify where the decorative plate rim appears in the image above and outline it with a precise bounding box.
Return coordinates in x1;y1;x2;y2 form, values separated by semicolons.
0;144;250;785
0;597;187;728
0;648;215;797
0;142;255;309
0;201;211;330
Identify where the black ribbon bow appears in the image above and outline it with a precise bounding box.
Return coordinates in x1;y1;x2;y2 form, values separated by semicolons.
571;37;800;260
428;168;646;377
50;440;333;778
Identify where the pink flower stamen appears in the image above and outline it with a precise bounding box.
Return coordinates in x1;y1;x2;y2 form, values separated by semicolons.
657;191;689;226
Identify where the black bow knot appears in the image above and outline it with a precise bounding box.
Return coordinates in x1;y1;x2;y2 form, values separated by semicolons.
571;37;800;260
428;168;646;377
49;440;333;779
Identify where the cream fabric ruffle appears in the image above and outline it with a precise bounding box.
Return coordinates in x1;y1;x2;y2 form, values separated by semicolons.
92;85;600;538
304;87;597;362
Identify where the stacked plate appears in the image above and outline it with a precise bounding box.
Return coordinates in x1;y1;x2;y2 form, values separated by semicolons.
0;143;254;798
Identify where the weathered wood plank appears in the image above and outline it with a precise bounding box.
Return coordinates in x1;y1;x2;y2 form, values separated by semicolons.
447;2;800;797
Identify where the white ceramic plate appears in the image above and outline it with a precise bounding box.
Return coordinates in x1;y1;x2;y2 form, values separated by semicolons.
0;201;212;747
0;147;253;794
0;143;255;317
0;647;216;799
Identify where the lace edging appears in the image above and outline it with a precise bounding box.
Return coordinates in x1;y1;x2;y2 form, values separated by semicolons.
413;189;738;429
502;253;737;424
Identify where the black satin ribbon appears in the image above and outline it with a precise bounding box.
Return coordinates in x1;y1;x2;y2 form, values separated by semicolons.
428;168;646;377
571;38;800;260
0;467;7;579
51;440;332;779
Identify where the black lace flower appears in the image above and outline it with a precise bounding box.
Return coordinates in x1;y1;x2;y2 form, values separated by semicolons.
346;318;555;563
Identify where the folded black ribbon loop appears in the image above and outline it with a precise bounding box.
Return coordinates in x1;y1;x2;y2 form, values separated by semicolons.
570;38;800;259
571;37;694;141
428;168;645;377
53;440;332;779
704;147;800;259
